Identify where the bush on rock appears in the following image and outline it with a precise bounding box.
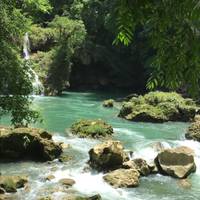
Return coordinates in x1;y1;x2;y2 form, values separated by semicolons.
70;119;113;138
118;91;198;122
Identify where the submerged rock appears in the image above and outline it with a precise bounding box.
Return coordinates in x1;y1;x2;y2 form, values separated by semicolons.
185;119;200;142
88;140;129;171
59;178;76;188
102;99;114;108
155;146;196;178
103;168;140;188
0;175;28;193
122;158;151;176
70;119;113;138
177;179;192;189
0;127;62;161
118;91;198;123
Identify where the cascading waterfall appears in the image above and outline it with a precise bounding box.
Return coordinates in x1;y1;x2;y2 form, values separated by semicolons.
23;33;44;95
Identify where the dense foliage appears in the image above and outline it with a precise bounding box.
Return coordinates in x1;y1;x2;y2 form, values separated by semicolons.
115;0;200;95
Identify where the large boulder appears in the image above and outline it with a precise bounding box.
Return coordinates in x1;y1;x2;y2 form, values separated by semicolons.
155;146;196;178
185;119;200;142
103;168;140;188
118;91;198;122
0;127;62;161
0;175;28;193
62;194;101;200
70;119;113;138
88;140;129;171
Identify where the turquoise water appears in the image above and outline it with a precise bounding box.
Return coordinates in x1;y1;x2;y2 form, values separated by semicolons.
1;92;200;200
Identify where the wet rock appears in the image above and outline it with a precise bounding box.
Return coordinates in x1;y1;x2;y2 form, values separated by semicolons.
185;120;200;142
70;119;113;138
118;91;198;123
60;143;71;149
38;197;52;200
0;175;28;193
0;127;62;162
88;140;129;171
122;159;151;176
155;146;196;178
0;187;5;194
177;179;192;189
59;154;73;163
45;175;55;181
59;178;76;187
63;194;101;200
148;162;159;174
103;168;140;188
103;99;114;108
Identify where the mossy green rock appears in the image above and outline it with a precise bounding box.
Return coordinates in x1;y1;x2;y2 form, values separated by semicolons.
185;117;200;142
0;175;28;193
0;127;62;161
70;119;113;138
118;91;198;122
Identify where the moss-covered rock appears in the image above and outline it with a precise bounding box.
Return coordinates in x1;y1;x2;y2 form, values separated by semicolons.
0;127;62;161
185;118;200;142
102;99;114;108
70;119;113;138
118;91;198;122
0;175;28;193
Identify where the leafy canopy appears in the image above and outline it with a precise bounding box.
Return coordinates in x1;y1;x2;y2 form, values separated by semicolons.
115;0;200;95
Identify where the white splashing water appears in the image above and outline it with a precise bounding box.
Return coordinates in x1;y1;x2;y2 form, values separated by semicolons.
23;33;44;95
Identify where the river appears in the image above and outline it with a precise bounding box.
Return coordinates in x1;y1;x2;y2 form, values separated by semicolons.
1;92;200;200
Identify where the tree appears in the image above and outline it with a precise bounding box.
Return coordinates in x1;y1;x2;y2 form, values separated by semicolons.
0;0;50;127
46;16;86;95
115;0;200;95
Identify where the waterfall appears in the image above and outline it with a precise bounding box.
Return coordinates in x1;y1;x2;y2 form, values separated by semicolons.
23;33;44;95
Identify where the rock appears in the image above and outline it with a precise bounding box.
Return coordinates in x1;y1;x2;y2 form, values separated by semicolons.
88;140;129;171
118;91;198;123
59;154;73;163
103;99;114;108
177;179;192;189
148;162;159;174
185;120;200;142
45;175;55;181
122;159;151;176
38;197;52;200
103;168;140;188
0;175;28;193
70;119;113;138
59;178;76;187
0;127;62;162
0;187;5;194
62;194;101;200
60;143;71;149
155;146;196;178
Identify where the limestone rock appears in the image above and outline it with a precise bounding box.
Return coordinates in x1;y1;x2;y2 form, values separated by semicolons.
155;146;196;178
0;175;28;193
123;158;151;176
88;140;129;171
185;120;200;142
59;178;76;187
70;119;113;138
118;91;198;123
103;99;114;108
103;168;140;188
0;127;62;162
